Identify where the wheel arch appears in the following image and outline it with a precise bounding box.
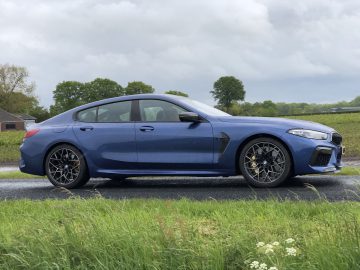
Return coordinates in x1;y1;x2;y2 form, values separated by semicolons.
235;133;295;175
42;142;89;175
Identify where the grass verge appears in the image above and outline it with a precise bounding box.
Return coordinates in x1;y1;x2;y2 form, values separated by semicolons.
0;131;24;163
0;198;359;269
337;166;360;176
0;171;45;179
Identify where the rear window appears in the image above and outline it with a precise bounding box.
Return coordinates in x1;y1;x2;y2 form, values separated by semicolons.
77;107;97;122
76;101;132;122
97;101;131;122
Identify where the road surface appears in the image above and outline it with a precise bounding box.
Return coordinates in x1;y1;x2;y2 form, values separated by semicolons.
0;175;359;201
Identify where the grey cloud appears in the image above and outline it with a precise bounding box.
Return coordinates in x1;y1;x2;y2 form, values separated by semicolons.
0;0;359;106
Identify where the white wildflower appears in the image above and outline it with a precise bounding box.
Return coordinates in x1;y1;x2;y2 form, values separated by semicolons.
269;267;278;270
272;241;280;246
265;244;273;249
259;263;268;270
250;261;260;269
285;238;295;244
265;248;274;254
286;247;297;256
256;242;265;248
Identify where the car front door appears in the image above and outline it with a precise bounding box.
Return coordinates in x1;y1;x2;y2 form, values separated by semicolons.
73;100;137;172
135;99;214;171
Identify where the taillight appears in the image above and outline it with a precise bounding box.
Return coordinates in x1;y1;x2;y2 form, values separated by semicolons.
24;128;40;139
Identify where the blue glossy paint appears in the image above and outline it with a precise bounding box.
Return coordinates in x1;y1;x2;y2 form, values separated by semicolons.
19;94;343;178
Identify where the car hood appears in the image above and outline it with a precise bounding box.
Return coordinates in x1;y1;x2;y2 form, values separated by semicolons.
217;116;335;133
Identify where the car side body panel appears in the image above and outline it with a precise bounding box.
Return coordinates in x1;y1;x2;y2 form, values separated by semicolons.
19;94;343;179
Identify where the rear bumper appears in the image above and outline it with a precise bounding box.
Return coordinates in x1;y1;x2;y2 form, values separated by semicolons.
19;142;46;176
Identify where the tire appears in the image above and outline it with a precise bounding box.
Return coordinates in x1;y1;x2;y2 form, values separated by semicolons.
45;144;90;189
239;137;292;188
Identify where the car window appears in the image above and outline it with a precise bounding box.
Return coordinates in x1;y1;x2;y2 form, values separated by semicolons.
139;100;188;122
97;101;132;122
77;107;97;122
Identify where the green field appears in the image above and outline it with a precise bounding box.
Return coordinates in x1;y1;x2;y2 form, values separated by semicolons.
0;198;358;269
0;112;359;164
0;131;24;163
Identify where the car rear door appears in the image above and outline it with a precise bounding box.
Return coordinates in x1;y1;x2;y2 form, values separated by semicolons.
135;99;214;171
72;100;137;172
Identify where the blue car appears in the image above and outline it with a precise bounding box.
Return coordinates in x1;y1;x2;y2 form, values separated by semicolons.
20;94;344;188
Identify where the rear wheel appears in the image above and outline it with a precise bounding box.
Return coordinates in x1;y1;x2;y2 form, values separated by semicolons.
239;137;292;188
45;144;89;189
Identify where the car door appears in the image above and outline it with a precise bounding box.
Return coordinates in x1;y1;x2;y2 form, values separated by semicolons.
73;100;137;171
135;99;214;171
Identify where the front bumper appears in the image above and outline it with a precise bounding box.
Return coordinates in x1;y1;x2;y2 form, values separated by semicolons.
283;133;344;175
308;145;344;173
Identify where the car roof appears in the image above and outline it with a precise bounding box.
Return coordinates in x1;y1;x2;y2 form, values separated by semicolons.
74;94;186;110
42;94;216;125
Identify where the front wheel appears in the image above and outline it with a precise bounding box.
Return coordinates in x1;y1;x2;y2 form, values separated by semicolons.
45;144;90;189
239;137;292;188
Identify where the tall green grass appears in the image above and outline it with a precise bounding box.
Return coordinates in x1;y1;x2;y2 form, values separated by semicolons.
0;198;359;269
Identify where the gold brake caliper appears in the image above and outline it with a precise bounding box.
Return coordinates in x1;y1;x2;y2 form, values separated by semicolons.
250;155;259;174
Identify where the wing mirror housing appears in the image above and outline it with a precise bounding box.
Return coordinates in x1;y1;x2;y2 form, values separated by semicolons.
179;112;201;123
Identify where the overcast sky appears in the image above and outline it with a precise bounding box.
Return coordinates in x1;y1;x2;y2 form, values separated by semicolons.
1;0;360;107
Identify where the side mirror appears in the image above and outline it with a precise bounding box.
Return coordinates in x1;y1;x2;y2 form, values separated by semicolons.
179;112;201;122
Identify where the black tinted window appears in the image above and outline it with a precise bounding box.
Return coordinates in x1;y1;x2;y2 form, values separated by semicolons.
97;101;132;122
77;107;97;122
5;123;16;129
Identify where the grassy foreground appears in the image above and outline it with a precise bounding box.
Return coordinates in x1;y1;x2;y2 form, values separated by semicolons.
0;199;358;269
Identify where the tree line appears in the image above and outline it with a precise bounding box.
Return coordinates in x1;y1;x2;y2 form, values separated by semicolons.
0;64;359;122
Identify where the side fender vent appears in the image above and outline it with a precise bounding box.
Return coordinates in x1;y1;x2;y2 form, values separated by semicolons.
218;132;230;154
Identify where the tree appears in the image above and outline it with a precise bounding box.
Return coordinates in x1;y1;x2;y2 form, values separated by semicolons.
50;81;85;115
350;96;360;106
83;78;124;102
125;81;155;95
29;104;50;122
1;92;37;113
0;64;35;109
211;76;245;111
165;90;189;97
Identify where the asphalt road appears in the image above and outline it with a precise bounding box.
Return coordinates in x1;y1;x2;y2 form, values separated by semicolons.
0;175;359;201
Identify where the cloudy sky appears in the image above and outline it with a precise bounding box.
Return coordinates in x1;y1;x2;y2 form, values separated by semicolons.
1;0;360;107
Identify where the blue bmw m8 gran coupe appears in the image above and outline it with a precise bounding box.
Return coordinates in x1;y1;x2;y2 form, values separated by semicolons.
20;94;344;188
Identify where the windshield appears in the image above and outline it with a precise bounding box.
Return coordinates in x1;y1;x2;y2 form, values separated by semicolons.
179;98;230;116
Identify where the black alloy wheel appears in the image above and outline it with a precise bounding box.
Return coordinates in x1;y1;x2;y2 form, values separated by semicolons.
45;144;89;188
239;137;292;187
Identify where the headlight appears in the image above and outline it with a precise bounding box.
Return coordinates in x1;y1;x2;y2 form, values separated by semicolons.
288;129;328;140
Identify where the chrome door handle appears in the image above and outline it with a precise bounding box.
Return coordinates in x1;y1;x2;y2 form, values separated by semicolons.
80;126;94;131
139;126;154;132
